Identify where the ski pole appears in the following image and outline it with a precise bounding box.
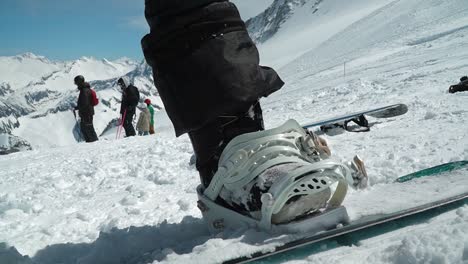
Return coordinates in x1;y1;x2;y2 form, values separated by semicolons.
117;109;127;139
116;117;122;139
121;109;127;138
116;113;123;139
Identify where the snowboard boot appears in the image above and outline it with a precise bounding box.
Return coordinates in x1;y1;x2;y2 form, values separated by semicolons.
198;119;367;232
189;102;264;188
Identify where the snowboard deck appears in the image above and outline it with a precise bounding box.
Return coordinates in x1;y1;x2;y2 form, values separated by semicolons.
302;103;408;130
223;161;468;264
72;121;83;142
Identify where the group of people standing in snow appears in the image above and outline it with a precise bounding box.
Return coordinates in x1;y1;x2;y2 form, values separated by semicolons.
136;99;155;136
73;75;155;143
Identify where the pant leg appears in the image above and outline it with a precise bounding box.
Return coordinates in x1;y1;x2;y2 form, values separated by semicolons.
80;121;90;142
189;102;264;187
80;115;98;143
142;2;283;137
124;108;136;137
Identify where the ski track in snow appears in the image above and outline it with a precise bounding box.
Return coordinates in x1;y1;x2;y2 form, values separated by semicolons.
1;0;468;263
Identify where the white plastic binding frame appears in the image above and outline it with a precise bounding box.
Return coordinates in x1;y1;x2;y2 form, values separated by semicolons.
199;119;355;232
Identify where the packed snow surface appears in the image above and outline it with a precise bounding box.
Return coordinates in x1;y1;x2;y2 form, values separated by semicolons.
1;0;468;263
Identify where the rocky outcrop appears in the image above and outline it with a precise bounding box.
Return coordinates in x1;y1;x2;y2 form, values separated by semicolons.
0;134;32;155
246;0;322;43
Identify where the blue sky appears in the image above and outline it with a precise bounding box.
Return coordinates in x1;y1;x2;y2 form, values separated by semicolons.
0;0;273;61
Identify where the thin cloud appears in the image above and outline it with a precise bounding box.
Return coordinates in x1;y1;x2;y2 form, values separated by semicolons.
126;16;148;30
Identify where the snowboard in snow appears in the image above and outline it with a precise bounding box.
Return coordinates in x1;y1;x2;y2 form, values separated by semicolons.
72;110;83;142
223;160;468;264
302;103;408;133
72;121;83;142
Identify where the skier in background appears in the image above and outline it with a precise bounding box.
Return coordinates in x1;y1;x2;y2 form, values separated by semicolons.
136;106;151;136
449;76;468;93
144;98;155;134
74;75;98;143
118;77;140;137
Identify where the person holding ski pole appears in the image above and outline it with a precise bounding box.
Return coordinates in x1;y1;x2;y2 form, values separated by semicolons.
118;77;140;137
141;0;367;230
74;75;98;143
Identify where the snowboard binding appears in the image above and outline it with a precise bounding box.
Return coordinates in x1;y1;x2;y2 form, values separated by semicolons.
197;119;367;234
320;114;370;133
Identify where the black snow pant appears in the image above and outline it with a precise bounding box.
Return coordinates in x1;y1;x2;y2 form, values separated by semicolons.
142;1;284;187
189;103;264;187
123;107;136;137
449;84;468;93
80;115;98;143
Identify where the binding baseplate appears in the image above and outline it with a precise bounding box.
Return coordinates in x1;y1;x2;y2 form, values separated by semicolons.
197;119;359;234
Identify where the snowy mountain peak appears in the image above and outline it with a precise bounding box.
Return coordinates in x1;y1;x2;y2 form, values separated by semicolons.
78;56;95;62
114;57;137;66
246;0;312;43
14;52;50;62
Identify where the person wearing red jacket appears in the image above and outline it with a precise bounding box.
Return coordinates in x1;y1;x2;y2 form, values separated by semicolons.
74;75;98;143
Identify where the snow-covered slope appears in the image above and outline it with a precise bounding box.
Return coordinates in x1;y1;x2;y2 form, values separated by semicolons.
0;134;32;155
254;0;397;67
1;0;468;263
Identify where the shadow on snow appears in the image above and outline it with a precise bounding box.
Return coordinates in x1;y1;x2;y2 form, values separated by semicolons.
1;216;212;264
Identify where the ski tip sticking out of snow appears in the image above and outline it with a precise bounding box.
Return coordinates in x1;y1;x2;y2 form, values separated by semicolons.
396;160;468;183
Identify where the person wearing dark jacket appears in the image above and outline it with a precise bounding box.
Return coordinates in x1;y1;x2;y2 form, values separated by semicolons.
118;77;140;137
74;75;98;142
449;76;468;93
141;0;284;188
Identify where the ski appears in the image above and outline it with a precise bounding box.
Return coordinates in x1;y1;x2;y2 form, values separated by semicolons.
223;160;468;264
302;103;408;132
